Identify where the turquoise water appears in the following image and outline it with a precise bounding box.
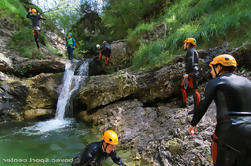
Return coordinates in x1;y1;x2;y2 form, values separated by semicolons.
0;119;131;166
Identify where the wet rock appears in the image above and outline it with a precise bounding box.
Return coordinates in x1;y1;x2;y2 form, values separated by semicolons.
24;109;54;120
24;73;62;113
14;57;66;76
0;53;14;73
0;81;28;122
0;72;11;81
0;73;62;122
76;70;138;111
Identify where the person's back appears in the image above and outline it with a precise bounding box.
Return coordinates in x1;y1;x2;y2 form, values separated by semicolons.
189;54;251;166
211;73;251;126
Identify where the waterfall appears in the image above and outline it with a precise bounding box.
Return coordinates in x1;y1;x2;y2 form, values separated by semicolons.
22;59;91;135
55;59;90;119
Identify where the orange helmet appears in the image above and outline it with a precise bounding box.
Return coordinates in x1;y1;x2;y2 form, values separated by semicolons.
102;130;118;145
209;54;237;67
32;9;37;14
184;38;196;46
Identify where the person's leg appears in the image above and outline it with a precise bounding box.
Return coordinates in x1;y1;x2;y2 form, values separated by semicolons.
67;47;72;60
99;52;102;60
70;47;74;60
180;79;187;107
33;29;39;49
191;76;200;110
105;49;111;64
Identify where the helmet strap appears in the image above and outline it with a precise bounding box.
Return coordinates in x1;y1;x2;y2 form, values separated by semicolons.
102;141;109;153
213;65;223;77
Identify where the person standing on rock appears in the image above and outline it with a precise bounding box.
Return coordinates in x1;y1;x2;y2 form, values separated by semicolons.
27;8;46;49
72;130;127;166
188;54;251;166
66;33;76;60
97;41;111;65
180;37;200;114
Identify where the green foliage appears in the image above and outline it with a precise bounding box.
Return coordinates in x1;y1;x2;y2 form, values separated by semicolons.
132;40;174;69
0;0;27;17
9;27;35;58
102;0;167;39
130;0;251;69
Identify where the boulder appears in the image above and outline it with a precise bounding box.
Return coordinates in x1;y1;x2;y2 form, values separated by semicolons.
0;53;14;73
76;70;138;111
14;57;66;76
24;109;54;120
24;73;62;114
0;80;29;122
0;73;62;122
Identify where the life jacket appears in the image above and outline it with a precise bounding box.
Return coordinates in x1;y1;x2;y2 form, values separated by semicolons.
67;37;76;47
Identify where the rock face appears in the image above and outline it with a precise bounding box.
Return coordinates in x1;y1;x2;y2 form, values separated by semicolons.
46;31;66;55
76;60;207;111
78;98;216;166
0;73;62;122
14;57;66;76
0;81;29;122
77;70;138;111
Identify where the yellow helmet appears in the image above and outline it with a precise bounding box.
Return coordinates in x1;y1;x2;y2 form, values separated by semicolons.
32;9;37;14
184;38;196;46
209;54;237;67
102;130;118;145
103;41;107;44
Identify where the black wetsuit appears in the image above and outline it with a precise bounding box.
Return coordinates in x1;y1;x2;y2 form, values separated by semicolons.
185;48;199;76
101;43;111;58
72;141;126;166
191;73;251;166
26;12;45;49
26;12;45;27
180;47;200;108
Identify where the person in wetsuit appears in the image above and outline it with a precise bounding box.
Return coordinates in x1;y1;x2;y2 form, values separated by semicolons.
188;54;251;166
72;130;127;166
26;8;46;49
97;41;111;65
180;38;200;114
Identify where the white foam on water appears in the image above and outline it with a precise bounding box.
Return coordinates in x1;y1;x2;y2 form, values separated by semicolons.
20;119;71;136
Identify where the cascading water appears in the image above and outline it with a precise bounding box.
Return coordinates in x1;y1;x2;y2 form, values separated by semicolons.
56;59;90;119
22;59;91;135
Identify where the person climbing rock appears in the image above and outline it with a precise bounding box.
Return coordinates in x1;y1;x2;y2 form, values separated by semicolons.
180;38;200;114
188;54;251;166
72;130;127;166
97;41;111;64
26;8;46;49
66;33;76;60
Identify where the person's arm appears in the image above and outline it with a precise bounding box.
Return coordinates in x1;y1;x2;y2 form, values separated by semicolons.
110;151;127;166
26;9;32;18
191;80;216;126
72;146;93;166
73;38;76;48
39;14;46;20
